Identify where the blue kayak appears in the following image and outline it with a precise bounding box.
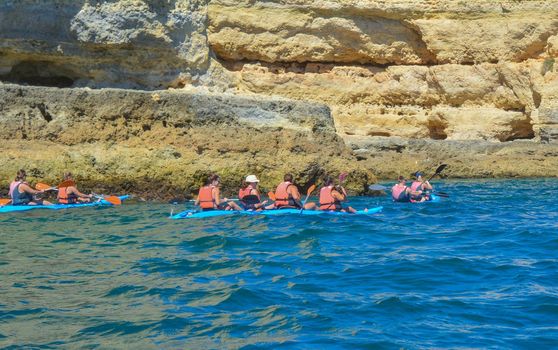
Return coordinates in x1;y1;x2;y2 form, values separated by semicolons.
170;206;383;219
0;195;129;214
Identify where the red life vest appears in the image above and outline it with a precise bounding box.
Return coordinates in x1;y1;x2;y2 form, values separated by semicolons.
411;181;423;192
392;184;410;202
239;187;260;201
58;186;78;204
274;182;295;208
319;185;340;210
239;187;261;208
198;185;216;209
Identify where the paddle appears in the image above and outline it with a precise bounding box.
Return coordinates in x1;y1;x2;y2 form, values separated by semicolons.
368;184;387;191
299;184;316;213
35;180;77;191
0;198;11;206
426;164;447;182
92;194;122;205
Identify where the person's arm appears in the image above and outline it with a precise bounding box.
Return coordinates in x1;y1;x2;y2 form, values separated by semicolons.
20;183;43;195
332;188;346;202
289;186;303;207
423;181;433;190
253;189;268;208
214;187;221;205
68;186;92;198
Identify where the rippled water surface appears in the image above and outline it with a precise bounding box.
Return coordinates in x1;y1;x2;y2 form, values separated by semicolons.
2;179;558;349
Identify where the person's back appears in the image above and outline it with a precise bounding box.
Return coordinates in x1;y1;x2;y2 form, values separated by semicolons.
196;174;242;211
239;175;267;210
319;185;339;210
274;174;301;209
9;169;51;205
57;172;92;204
392;176;411;203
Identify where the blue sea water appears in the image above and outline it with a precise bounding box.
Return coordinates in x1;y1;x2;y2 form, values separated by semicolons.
1;179;558;349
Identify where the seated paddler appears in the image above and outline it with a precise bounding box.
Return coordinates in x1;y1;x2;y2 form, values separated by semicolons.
195;174;241;211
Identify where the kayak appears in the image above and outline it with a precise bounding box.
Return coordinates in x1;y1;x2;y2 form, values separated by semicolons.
414;194;440;203
0;195;129;214
170;206;383;219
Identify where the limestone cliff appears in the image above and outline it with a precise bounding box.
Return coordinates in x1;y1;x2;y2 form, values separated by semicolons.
1;0;557;199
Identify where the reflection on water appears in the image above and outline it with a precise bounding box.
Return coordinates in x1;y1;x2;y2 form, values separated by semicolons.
1;179;558;348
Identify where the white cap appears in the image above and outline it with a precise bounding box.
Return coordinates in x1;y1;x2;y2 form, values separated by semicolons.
245;175;260;183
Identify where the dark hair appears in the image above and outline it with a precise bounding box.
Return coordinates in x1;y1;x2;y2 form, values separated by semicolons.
284;173;293;182
324;176;334;186
15;169;26;181
206;174;220;185
398;175;406;182
64;172;73;180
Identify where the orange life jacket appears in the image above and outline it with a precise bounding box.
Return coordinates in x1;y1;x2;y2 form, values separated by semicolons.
198;185;216;209
239;187;260;201
274;182;298;208
319;185;341;210
239;187;261;208
58;186;78;204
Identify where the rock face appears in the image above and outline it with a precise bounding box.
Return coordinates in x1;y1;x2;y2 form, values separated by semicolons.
0;83;373;199
0;0;209;89
0;0;557;198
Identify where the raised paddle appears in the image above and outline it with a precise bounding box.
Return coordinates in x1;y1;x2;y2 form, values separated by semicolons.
36;180;77;191
427;164;447;182
299;184;316;213
36;183;56;191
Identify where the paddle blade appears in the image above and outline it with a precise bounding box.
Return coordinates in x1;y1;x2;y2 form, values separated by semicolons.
368;184;387;191
103;196;121;205
36;183;54;191
267;191;276;201
339;172;348;183
58;180;76;188
435;164;447;175
306;184;316;196
0;198;11;206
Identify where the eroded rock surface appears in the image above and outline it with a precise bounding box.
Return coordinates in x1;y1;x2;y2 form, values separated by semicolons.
0;83;373;199
0;0;557;199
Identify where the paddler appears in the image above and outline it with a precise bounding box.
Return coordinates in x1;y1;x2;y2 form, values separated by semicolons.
57;172;93;204
238;175;268;211
391;175;413;203
195;174;242;211
273;173;316;210
9;169;52;205
319;176;356;213
410;171;433;202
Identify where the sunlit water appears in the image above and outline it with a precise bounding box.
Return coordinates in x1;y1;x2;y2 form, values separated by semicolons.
1;179;558;349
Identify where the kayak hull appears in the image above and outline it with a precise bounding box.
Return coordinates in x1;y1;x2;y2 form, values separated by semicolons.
0;195;129;214
170;206;383;219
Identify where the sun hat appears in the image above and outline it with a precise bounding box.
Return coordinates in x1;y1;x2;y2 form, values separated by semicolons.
245;175;260;183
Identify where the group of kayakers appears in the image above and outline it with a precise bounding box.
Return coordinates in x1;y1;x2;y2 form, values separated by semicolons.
6;169;93;206
391;172;433;203
195;173;357;213
4;169;435;209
